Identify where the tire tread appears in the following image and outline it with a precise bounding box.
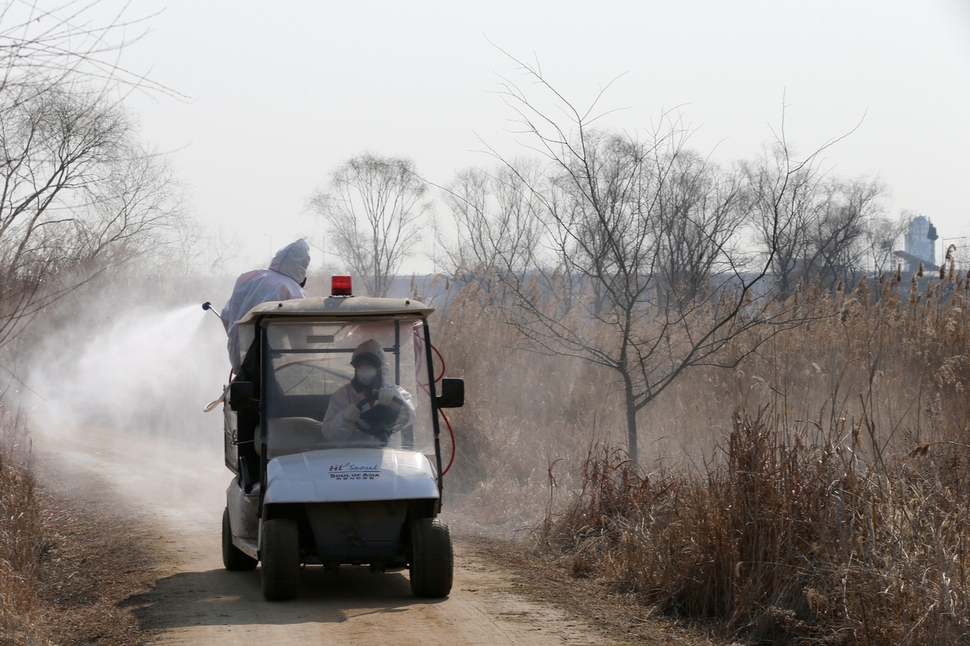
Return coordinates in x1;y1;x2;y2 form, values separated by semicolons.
410;518;453;598
261;518;300;601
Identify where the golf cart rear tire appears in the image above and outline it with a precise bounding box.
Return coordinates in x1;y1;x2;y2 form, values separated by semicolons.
222;508;257;571
409;518;453;598
261;518;300;601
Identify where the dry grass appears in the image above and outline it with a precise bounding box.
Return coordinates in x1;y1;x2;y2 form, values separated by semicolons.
0;410;155;646
0;409;44;644
541;415;970;644
439;268;970;644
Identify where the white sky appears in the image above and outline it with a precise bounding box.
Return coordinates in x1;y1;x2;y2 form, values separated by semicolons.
109;0;970;274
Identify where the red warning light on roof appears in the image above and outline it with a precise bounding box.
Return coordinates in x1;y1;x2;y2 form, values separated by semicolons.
331;275;353;296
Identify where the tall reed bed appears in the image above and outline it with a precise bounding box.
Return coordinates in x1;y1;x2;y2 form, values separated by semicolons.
542;411;970;644
438;269;970;643
433;283;620;530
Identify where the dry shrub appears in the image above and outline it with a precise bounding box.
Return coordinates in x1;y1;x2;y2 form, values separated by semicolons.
535;272;970;644
542;409;970;644
0;409;45;644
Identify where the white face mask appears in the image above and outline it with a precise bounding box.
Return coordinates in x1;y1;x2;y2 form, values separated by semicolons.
356;365;378;385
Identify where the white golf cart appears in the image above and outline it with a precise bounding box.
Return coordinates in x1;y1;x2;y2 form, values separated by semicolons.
219;277;464;601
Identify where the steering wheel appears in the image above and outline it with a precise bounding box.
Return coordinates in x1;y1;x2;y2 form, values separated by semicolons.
355;393;406;445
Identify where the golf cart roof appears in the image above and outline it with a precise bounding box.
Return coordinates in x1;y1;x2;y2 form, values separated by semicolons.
235;296;434;326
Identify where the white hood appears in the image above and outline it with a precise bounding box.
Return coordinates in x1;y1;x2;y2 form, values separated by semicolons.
269;239;310;285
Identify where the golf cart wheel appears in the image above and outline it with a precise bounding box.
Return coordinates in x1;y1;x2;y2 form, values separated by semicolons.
409;518;453;598
222;508;257;571
261;518;300;601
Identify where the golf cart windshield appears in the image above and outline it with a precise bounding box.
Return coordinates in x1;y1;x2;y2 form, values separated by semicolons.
261;318;436;457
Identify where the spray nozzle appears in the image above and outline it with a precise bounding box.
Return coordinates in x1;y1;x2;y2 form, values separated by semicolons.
201;301;222;323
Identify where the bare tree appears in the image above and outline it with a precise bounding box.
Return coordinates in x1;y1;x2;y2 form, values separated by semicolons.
860;214;908;276
653;148;747;309
437;160;543;291
0;82;181;349
308;154;428;296
744;141;827;300
803;178;885;290
488;58;827;464
746;136;888;297
0;1;184;355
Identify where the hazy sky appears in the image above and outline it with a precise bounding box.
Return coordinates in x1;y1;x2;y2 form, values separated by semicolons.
110;0;970;274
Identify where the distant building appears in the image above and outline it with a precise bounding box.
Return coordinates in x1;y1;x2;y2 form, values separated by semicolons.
895;215;939;272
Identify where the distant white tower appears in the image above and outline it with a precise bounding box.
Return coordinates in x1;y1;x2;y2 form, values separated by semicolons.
904;215;937;269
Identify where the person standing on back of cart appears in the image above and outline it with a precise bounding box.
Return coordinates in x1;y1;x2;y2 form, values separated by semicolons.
322;338;415;443
220;238;311;374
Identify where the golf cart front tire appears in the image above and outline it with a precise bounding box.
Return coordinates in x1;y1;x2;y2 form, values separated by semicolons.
261;518;300;601
409;518;453;598
222;508;257;571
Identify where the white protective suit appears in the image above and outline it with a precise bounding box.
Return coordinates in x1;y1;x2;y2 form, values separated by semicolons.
322;339;415;445
220;239;310;372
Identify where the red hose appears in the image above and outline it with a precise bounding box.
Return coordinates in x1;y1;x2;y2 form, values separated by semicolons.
412;325;456;476
440;408;455;477
431;343;446;383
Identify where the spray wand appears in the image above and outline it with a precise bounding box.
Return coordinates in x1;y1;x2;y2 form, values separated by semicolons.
201;301;231;412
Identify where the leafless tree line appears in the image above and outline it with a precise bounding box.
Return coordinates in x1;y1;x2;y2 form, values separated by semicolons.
307;63;908;464
472;63;905;463
0;2;182;351
310;126;901;308
745;141;901;300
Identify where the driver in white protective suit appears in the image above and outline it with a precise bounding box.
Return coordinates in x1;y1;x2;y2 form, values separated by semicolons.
220;239;310;373
322;339;415;445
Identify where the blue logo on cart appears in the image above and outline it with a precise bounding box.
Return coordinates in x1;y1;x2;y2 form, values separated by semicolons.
329;462;381;480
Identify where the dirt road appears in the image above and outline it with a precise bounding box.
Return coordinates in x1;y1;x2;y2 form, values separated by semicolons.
32;422;609;645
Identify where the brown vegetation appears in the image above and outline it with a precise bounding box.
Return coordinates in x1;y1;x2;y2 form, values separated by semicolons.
439;266;970;644
0;411;156;646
